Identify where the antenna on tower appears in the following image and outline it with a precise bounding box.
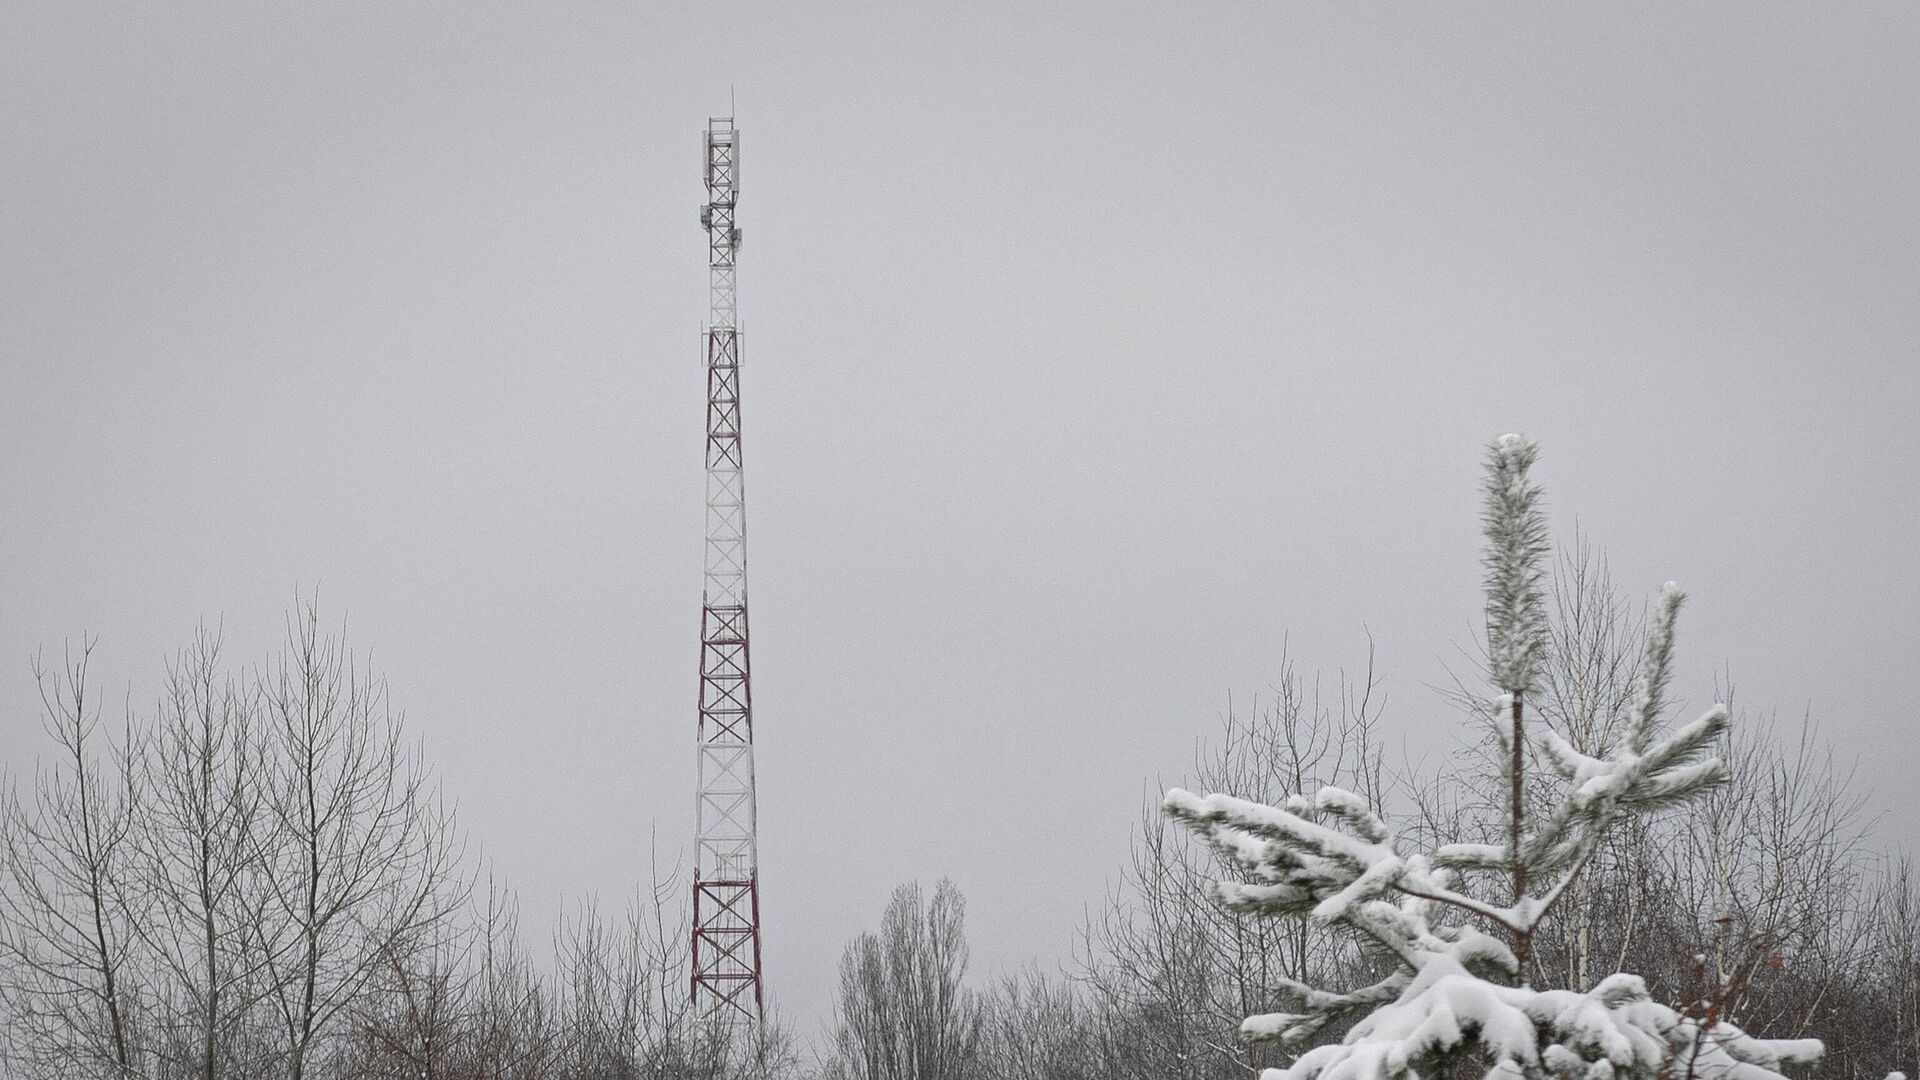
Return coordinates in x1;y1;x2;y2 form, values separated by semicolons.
690;113;766;1030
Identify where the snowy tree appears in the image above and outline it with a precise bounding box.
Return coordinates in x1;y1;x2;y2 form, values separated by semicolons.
1163;436;1822;1080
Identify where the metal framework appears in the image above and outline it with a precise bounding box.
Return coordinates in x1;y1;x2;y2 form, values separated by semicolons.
691;115;764;1025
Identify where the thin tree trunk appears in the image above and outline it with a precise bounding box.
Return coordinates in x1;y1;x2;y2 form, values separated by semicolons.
1509;692;1531;985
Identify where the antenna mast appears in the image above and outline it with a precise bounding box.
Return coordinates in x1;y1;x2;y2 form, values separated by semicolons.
691;115;765;1026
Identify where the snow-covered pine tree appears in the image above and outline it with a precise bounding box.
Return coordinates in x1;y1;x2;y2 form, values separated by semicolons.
1163;435;1822;1080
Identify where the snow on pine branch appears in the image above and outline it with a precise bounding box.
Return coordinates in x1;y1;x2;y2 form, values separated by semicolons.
1262;961;1820;1080
1483;435;1550;696
1158;437;1805;1080
1167;686;1779;1080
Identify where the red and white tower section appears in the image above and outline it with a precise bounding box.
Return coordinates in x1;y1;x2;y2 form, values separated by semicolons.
691;115;764;1024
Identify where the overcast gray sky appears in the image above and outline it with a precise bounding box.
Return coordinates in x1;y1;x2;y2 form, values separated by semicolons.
4;1;1916;1032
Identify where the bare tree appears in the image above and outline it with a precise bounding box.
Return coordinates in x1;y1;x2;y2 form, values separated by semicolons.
460;879;552;1080
552;892;696;1078
127;625;280;1080
975;966;1095;1080
1857;857;1920;1078
341;914;475;1080
0;640;147;1080
253;604;467;1080
832;879;980;1080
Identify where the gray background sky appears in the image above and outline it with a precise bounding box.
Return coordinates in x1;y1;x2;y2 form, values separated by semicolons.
4;1;1916;1034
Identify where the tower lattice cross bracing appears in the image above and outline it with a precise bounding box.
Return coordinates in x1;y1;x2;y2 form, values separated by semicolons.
691;115;765;1026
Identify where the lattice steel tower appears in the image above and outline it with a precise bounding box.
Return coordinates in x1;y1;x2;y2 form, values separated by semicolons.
691;115;764;1025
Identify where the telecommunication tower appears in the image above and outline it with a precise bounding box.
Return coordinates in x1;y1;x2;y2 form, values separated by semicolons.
691;115;765;1025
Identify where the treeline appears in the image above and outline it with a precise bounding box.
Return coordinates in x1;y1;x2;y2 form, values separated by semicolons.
4;548;1916;1080
819;546;1920;1080
0;611;783;1080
